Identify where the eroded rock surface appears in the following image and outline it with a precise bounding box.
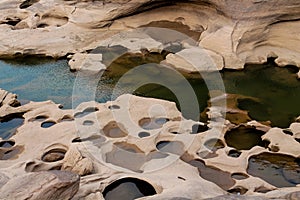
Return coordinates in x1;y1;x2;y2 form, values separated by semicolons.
0;89;300;199
0;0;300;73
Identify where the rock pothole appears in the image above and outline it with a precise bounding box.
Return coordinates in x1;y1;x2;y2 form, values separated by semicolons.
103;177;157;200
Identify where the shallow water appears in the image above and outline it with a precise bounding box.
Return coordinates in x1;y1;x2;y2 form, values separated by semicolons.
0;57;75;108
223;62;300;128
247;152;300;188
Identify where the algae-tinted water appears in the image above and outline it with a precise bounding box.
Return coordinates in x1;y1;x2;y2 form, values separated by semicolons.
223;61;300;128
247;152;300;188
0;56;299;127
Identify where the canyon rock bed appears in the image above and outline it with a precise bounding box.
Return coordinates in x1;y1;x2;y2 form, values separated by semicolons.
1;0;300;199
0;0;300;73
0;89;300;199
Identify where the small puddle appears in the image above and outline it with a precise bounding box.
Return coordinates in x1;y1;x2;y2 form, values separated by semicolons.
41;121;56;128
224;126;266;150
247;152;300;187
139;118;169;130
103;177;156;200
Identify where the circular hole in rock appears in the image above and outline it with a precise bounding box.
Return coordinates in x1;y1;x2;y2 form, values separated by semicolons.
74;107;99;118
83;120;94;126
108;105;120;110
191;123;209;134
0;140;15;148
72;137;82;143
103;122;127;138
204;138;225;152
227;186;248;195
254;186;273;193
139;117;168;130
231;173;249;180
138;132;150;138
34;115;48;122
103;177;156;200
228;149;242;158
156;141;185;155
224;126;266;150
41;148;66;162
283;129;293;136
269;145;280;152
41;121;56;128
61;115;73;122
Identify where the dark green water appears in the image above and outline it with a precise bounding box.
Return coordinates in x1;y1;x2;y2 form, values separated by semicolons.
223;62;300;128
0;56;299;129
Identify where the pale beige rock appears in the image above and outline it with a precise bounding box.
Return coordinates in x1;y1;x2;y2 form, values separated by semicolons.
0;170;80;200
0;89;20;107
161;47;223;73
0;0;299;72
62;145;93;176
0;87;299;200
69;53;105;72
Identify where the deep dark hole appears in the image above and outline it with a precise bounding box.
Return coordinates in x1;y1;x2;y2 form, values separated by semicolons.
0;140;15;148
41;121;56;128
103;178;156;200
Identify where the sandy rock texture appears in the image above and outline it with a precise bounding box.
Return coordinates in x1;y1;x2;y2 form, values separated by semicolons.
0;0;299;73
0;89;300;199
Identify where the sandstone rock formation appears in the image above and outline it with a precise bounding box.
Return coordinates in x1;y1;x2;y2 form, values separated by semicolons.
0;89;300;199
0;0;299;74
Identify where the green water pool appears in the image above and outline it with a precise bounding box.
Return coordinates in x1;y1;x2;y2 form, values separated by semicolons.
0;55;299;129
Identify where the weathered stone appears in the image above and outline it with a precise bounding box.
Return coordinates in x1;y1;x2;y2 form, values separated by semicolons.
0;170;80;200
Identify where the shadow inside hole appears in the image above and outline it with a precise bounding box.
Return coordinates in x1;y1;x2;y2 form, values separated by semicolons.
103;122;127;138
33;115;48;122
41;121;56;128
283;129;293;136
138;131;150;138
108;105;120;110
224;126;266;150
156;141;185;155
0;140;15;148
74;107;99;118
191;123;209;134
231;173;249;180
228;149;242;158
227;186;248;195
139;117;169;130
103;177;156;200
83;120;94;126
41;148;66;162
